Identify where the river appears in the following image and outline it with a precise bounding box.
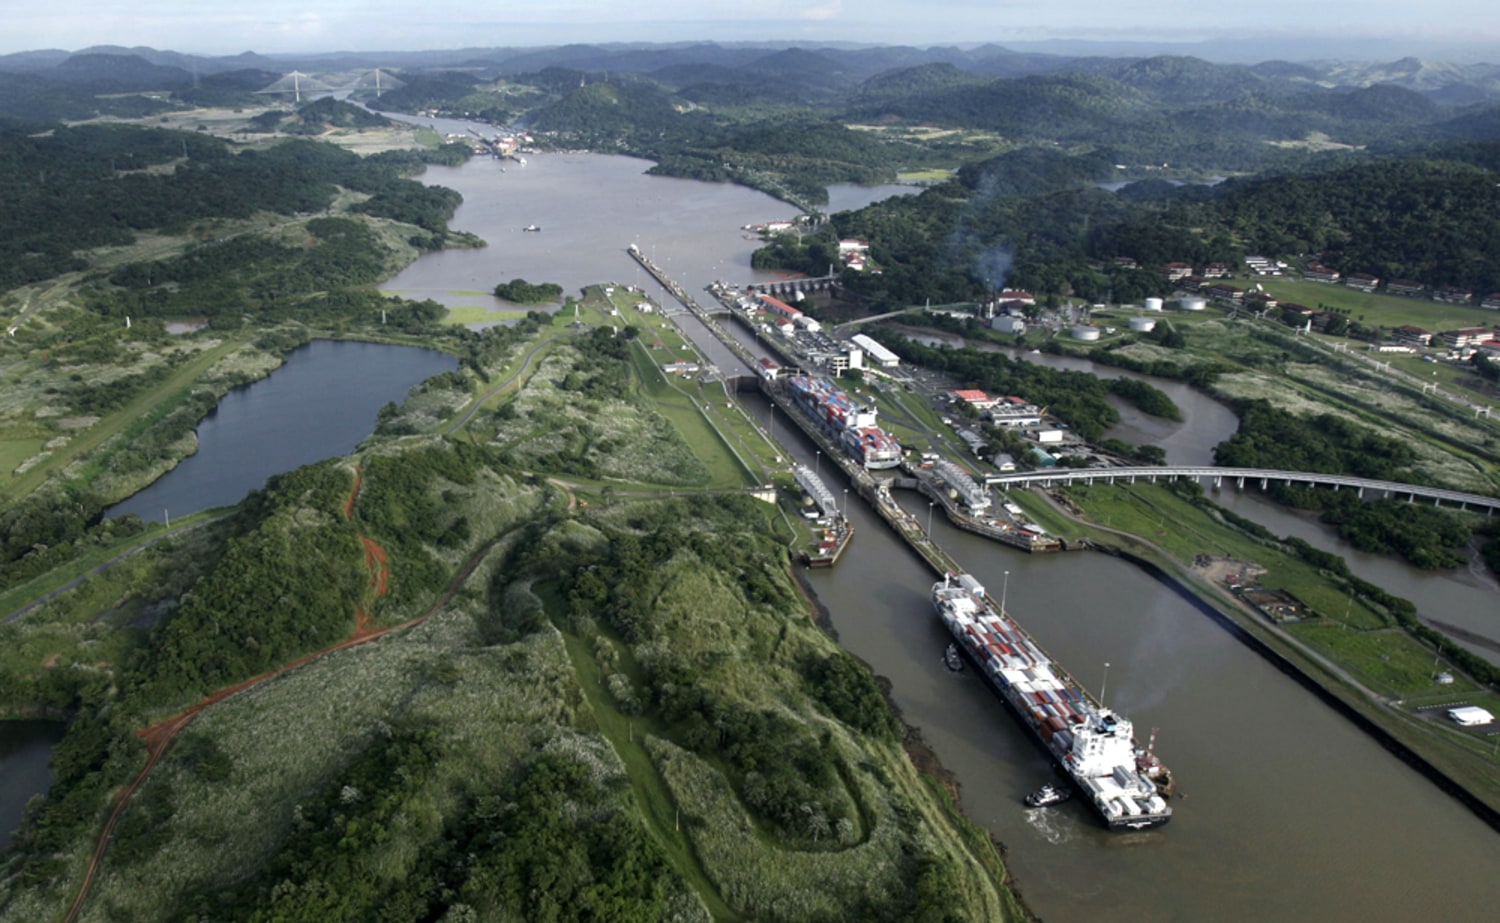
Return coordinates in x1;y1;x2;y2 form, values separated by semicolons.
106;339;457;523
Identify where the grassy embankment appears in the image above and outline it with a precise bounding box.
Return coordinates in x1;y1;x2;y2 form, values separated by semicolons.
1;336;246;501
1013;481;1500;814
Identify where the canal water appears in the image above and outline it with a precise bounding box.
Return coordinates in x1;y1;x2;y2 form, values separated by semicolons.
106;339;456;523
0;721;65;851
380;152;797;319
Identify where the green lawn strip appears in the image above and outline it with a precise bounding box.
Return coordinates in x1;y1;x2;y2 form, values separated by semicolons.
4;336;247;502
1061;483;1243;559
544;614;741;920
0;436;46;489
1288;623;1482;698
1257;278;1500;331
1005;488;1088;542
629;343;755;489
692;382;784;477
438;306;528;326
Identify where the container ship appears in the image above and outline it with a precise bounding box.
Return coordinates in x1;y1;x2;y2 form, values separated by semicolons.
784;372;902;469
933;573;1173;830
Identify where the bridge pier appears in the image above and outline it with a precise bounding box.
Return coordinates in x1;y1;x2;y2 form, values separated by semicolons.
1358;486;1364;498
1238;477;1245;489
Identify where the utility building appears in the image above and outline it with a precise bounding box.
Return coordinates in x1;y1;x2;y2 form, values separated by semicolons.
850;333;900;368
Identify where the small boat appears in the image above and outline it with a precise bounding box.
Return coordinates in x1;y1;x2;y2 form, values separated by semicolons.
522;225;541;232
1025;783;1071;808
943;643;964;672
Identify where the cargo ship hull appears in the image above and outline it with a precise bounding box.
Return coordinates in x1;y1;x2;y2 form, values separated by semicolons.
933;575;1172;830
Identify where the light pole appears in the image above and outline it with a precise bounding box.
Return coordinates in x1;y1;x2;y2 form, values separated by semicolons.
1000;570;1010;614
843;488;849;518
1101;661;1111;708
927;502;935;538
815;450;821;477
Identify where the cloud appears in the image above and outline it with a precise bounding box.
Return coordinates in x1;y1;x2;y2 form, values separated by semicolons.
800;1;844;21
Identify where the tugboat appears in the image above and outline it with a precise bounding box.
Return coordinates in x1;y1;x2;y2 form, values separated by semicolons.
943;643;964;672
1025;783;1071;808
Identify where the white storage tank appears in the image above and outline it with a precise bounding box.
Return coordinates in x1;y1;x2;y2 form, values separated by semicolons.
1071;324;1102;341
1144;297;1164;312
1129;316;1158;333
1179;296;1207;312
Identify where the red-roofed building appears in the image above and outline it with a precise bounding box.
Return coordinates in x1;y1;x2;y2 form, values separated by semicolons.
1345;272;1380;292
948;389;1002;410
1387;279;1425;297
1304;262;1341;283
1393;325;1432;347
758;294;803;322
1440;328;1495;349
1208;283;1244;303
1162;262;1194;282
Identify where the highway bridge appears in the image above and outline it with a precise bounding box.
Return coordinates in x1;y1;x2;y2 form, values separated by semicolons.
984;466;1500;515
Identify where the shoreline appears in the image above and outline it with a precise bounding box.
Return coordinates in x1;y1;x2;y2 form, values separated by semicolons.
1106;544;1500;834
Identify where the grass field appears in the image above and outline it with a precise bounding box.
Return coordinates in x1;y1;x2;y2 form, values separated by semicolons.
627;343;757;489
1288;624;1480;697
0;434;46;487
438;305;529;326
1256;278;1500;331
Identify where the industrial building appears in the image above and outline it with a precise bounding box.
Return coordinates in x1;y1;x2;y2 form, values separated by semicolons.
1449;706;1494;726
850;333;900;368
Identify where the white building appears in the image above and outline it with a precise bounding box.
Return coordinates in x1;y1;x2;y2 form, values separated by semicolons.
1449;706;1494;726
850;333;900;368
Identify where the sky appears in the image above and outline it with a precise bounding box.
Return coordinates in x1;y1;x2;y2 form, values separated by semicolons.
3;0;1499;59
